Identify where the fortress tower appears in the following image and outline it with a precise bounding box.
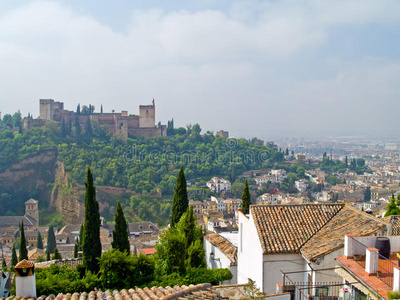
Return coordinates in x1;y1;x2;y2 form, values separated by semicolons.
39;99;54;120
139;99;155;128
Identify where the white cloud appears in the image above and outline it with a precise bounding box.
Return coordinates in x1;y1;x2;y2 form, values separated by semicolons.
0;0;399;137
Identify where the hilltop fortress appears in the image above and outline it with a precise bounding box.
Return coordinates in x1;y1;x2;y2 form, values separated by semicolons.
24;99;166;139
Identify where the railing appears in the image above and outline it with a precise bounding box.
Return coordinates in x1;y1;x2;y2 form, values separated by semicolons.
377;253;395;288
350;237;368;268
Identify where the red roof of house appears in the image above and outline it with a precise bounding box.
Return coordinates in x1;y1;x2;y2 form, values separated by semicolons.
139;248;156;255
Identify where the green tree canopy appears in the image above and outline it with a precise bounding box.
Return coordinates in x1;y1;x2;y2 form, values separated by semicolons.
112;201;130;253
52;248;62;260
19;221;28;261
82;166;101;273
11;244;17;269
170;166;189;227
241;179;251;214
37;232;44;249
47;225;56;254
385;195;400;217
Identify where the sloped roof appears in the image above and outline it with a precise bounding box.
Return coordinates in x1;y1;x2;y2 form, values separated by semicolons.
205;234;237;265
34;283;225;300
251;204;344;254
25;198;38;204
301;205;387;262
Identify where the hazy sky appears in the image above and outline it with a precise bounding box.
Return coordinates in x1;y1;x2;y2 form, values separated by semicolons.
0;0;399;139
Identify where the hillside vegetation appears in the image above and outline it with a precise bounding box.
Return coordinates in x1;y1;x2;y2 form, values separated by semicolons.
0;113;283;225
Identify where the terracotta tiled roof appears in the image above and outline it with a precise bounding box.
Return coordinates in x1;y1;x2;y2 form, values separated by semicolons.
33;283;225;300
15;259;34;268
301;205;387;262
205;234;237;265
251;204;344;254
139;248;156;255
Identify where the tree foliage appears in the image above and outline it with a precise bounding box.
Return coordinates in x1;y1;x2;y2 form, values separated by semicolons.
11;244;17;269
82;167;101;273
156;207;204;275
47;225;56;254
385;195;400;217
52;248;62;260
19;221;28;261
37;232;44;249
170;166;189;227
241;179;251;214
112;201;130;253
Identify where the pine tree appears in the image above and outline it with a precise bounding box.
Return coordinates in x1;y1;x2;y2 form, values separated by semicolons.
47;225;56;254
19;221;28;261
37;232;43;249
11;244;17;269
111;201;130;253
52;248;62;260
170;166;189;227
82;166;101;273
241;179;251;215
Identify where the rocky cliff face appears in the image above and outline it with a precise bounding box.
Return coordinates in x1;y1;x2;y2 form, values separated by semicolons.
0;152;137;224
50;161;85;224
0;150;57;201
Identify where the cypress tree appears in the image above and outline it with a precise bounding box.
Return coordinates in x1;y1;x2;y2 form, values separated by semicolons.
2;257;6;271
170;166;189;227
111;201;130;253
52;248;62;260
84;118;93;138
37;232;43;249
46;249;50;261
101;104;103;114
241;179;251;215
82;166;101;273
11;244;17;268
74;241;78;258
19;221;28;261
47;225;56;254
78;224;83;251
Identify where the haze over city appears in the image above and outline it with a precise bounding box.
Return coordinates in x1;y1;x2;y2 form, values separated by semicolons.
0;0;399;138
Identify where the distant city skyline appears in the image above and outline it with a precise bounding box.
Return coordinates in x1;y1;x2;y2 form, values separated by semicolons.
0;0;399;139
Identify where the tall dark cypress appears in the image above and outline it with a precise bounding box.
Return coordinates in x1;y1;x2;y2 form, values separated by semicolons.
170;166;189;227
47;225;56;254
82;166;101;273
111;201;130;253
19;221;28;261
241;179;251;215
37;232;43;249
11;244;17;268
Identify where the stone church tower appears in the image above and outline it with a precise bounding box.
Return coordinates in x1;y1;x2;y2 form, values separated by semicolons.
25;199;39;225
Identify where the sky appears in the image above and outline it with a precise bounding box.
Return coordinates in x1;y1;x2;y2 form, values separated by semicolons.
0;0;399;139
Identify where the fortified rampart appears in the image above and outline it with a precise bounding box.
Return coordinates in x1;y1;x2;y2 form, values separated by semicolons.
24;99;167;139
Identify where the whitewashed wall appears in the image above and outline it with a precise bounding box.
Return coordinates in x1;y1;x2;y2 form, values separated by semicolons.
238;211;264;291
204;238;237;284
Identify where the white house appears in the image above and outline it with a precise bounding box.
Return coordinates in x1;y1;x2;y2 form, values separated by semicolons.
237;204;388;295
207;177;231;193
204;233;238;285
294;179;309;192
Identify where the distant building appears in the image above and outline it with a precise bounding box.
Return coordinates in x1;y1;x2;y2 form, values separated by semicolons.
24;99;167;140
295;179;309;192
216;130;229;138
206;177;231;193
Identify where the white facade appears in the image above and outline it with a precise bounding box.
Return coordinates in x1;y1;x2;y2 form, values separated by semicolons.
207;177;231;193
295;179;309;192
204;237;237;285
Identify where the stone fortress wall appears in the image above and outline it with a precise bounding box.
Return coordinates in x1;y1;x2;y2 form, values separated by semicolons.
24;99;166;139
